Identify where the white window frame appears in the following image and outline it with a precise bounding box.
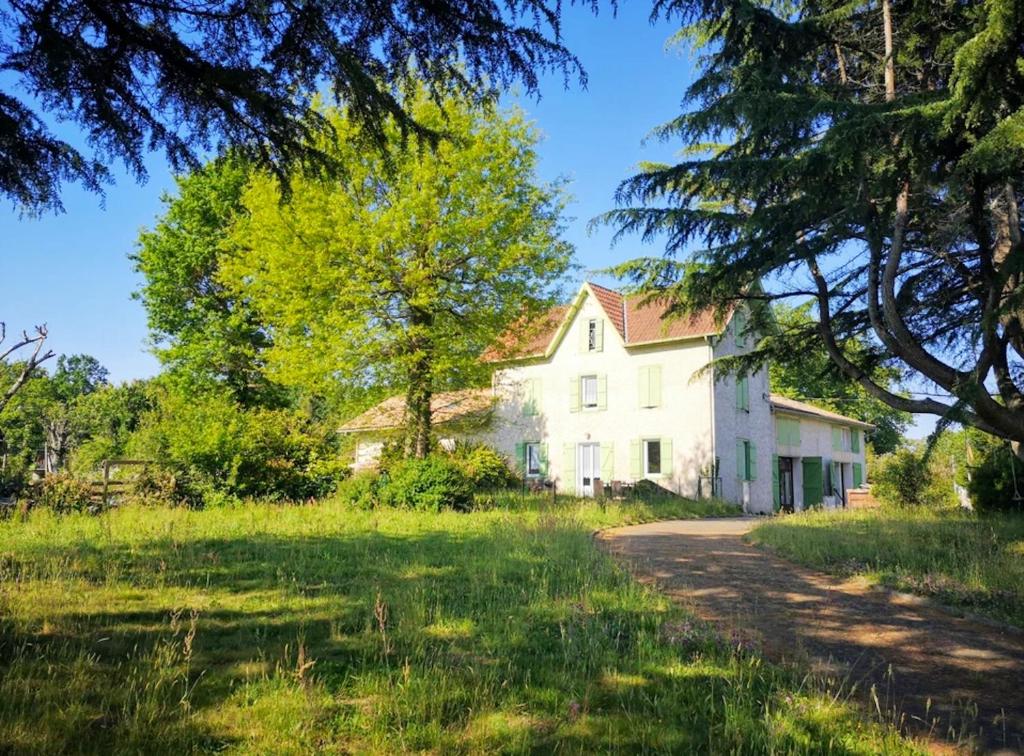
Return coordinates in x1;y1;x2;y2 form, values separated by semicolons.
581;374;598;408
841;427;852;452
643;439;662;476
587;318;598;351
525;442;542;477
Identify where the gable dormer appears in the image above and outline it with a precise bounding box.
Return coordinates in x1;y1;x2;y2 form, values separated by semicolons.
481;281;730;364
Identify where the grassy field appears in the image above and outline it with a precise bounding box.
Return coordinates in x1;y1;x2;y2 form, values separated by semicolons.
0;494;916;754
750;507;1024;628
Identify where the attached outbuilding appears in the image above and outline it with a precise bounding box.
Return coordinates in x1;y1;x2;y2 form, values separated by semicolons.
770;395;873;512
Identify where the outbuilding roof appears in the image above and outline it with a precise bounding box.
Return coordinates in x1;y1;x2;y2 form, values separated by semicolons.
338;388;494;434
482;282;728;362
770;394;875;430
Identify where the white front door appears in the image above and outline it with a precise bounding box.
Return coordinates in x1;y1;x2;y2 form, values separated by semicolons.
578;443;600;496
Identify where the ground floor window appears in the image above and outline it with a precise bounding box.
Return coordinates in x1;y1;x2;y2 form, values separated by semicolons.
525;442;542;477
643;439;661;475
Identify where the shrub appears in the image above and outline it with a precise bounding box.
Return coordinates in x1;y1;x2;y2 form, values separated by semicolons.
872;448;955;508
128;388;347;504
124;467;195;508
378;454;474;511
449;442;516;490
335;470;380;509
34;472;94;514
967;443;1024;514
0;461;29;499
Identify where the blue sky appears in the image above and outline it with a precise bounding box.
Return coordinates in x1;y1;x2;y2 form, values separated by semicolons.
0;3;933;436
0;3;685;384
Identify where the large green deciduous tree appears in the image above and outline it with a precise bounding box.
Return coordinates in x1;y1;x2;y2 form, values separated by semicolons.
134;157;284;408
224;94;573;457
1;0;589;214
607;0;1024;448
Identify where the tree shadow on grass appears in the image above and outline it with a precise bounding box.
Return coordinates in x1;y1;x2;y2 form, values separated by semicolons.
1;520;908;753
602;528;1024;752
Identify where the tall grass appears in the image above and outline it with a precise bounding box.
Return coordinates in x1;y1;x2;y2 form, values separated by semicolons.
749;508;1024;627
0;496;916;753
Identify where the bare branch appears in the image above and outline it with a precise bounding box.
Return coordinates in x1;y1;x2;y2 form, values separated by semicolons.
0;323;55;416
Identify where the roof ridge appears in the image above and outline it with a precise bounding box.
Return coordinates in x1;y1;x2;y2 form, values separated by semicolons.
587;280;620;295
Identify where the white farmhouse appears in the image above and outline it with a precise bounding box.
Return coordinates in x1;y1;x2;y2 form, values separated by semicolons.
340;282;871;514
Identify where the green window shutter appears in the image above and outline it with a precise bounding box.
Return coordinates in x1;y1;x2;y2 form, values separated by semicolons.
776;419;786;445
638;366;650;408
596;374;608;410
600;442;614;481
736;440;746;479
734;311;746;347
831;426;842;451
650;365;662;407
569;376;580;413
852;462;862;488
748;442;758;481
802;457;823;507
562;444;576;493
595;319;604;352
579;318;590;353
514;442;525;474
771;454;780;512
660;438;673;476
851;428;860;453
630;439;642;479
736;376;749;411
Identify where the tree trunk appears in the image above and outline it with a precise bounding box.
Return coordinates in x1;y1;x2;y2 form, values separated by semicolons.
405;307;434;459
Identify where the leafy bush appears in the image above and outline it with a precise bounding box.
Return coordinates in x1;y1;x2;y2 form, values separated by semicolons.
448;442;516;490
335;470;380;509
0;461;30;499
34;472;94;514
872;448;955;508
129;388;346;504
378;454;474;511
124;467;195;508
967;443;1024;514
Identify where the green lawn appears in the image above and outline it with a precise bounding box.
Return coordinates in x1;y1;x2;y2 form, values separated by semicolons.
0;495;916;754
749;507;1024;628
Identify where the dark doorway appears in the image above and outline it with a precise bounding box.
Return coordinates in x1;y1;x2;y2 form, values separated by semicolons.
778;457;795;513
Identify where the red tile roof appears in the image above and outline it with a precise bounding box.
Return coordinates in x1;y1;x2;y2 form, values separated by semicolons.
770;394;875;429
480;306;568;362
338;388;494;433
482;283;726;362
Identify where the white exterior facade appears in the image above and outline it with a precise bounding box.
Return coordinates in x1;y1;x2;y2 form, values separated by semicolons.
481;284;777;513
771;399;871;512
342;282;871;515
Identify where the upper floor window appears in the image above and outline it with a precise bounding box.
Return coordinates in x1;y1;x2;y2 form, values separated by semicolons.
581;375;598;408
736;375;750;412
581;317;603;352
734;310;747;348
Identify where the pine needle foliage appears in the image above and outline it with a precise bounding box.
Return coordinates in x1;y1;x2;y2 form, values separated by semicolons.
604;0;1024;446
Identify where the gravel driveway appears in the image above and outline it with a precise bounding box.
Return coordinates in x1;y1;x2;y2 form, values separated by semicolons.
597;518;1024;753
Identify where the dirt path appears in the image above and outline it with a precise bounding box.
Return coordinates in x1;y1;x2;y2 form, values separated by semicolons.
597;518;1024;753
